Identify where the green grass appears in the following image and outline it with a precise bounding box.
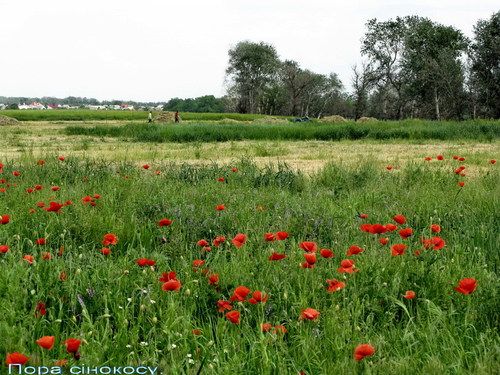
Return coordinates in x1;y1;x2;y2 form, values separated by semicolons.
0;157;498;374
64;120;500;142
1;110;273;122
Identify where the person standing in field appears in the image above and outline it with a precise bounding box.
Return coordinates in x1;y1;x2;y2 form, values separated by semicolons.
148;111;153;123
174;111;180;123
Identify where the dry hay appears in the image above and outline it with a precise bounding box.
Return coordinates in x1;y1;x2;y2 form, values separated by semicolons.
252;116;289;125
357;116;378;123
319;115;347;123
0;115;19;126
154;112;176;123
219;118;243;124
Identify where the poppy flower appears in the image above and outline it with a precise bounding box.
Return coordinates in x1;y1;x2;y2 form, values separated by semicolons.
208;273;219;285
276;231;289;240
458;181;465;187
430;224;441;233
1;214;10;224
261;323;273;332
436;155;444;160
369;224;387;234
454;278;477;295
386;165;393;171
231;233;247;248
36;202;46;208
379;237;389;246
453;155;459;160
82;195;93;204
93;194;101;199
58;156;65;161
399;228;413;239
354;344;375;361
301;261;314;269
12;171;21;177
162;279;181;291
59;272;67;281
158;218;173;227
192;329;202;335
23;255;34;264
385;223;398;232
213;236;226;247
192;259;205;268
359;213;368;219
273;325;287;334
5;352;29;365
159;271;177;282
459;157;465;162
35;185;43;191
41;252;51;260
100;248;111;256
338;259;357;273
490;159;496;164
391;243;406;256
51;186;60;191
347;245;363;256
300;308;320;321
136;258;156;267
45;201;63;213
64;338;81;354
26;188;34;194
393;214;406;225
422;236;446;250
197;239;209;247
248;290;268;304
320;248;334;258
35;302;46;317
225;310;240;324
403;290;416;299
360;224;372;233
230;286;251;301
217;300;233;312
424;156;432;161
299;241;317;253
102;233;118;246
215;204;225;211
36;336;55;350
0;245;9;253
454;166;465;174
326;279;346;293
269;252;286;261
304;253;317;265
142;164;150;169
264;233;275;242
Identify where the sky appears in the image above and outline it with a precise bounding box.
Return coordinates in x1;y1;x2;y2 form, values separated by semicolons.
0;0;498;102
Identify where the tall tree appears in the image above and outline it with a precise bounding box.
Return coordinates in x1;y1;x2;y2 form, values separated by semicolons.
225;41;280;114
351;63;376;120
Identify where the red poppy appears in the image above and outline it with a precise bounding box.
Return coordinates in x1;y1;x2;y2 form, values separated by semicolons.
347;245;363;256
269;252;286;261
58;156;65;161
192;259;205;268
45;201;63;213
158;218;173;227
459;157;465;161
261;323;272;332
5;352;29;365
230;286;251;301
273;325;287;334
0;245;9;253
248;290;268;304
458;181;465;187
264;233;275;242
299;241;317;253
41;252;51;260
217;300;233;312
354;344;375;361
215;204;226;211
454;166;465;174
453;155;459;160
23;255;34;264
35;302;46;317
436;155;444;160
369;224;387;234
424;156;432;161
490;159;496;164
304;252;317;265
393;214;406;225
162;279;181;291
379;237;389;246
359;213;368;219
26;188;34;194
213;236;226;247
338;259;357;273
159;271;177;282
454;278;477;295
102;233;118;246
136;258;156;267
197;239;209;247
100;248;111;256
386;165;393;171
326;279;346;293
225;310;240;324
403;290;416;299
430;224;441;233
208;273;219;285
385;223;398;232
51;186;60;191
12;171;21;177
36;336;55;350
360;224;372;233
35;184;43;191
422;236;446;250
36;201;45;208
320;248;334;258
192;329;202;335
64;338;81;354
391;243;407;256
276;231;289;240
142;164;150;169
231;167;238;172
301;261;314;269
82;195;93;204
1;214;10;224
217;177;225;182
399;228;413;239
59;272;67;281
300;308;320;321
231;233;247;248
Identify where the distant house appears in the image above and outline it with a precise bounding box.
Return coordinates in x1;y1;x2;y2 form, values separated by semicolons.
19;102;46;110
0;104;6;110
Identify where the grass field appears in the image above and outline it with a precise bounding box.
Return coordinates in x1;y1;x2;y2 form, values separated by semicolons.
0;115;499;374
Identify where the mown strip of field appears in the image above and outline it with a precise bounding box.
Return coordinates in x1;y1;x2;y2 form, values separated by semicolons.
1;109;274;122
64;120;500;142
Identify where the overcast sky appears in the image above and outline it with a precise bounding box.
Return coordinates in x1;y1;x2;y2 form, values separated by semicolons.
0;0;498;102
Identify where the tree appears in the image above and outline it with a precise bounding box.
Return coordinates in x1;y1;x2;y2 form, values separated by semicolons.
470;11;500;118
225;41;280;113
351;63;376;120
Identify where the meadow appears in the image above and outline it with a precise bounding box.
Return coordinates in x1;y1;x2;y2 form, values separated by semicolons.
0;114;499;374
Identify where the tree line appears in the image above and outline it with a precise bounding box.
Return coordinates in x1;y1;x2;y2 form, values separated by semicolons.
224;12;500;120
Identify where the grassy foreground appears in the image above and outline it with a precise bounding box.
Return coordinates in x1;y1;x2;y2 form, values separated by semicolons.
0;156;498;374
64;120;500;142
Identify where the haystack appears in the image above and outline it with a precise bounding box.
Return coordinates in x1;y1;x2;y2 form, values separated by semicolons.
252;116;288;125
320;115;347;123
155;112;176;123
357;117;378;123
0;115;19;126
